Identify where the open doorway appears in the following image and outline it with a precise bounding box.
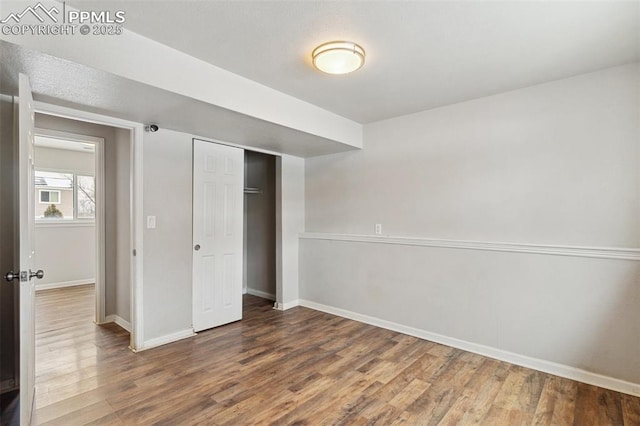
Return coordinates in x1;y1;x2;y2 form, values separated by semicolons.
33;113;133;331
243;150;277;303
33;131;100;294
191;140;279;333
31;111;134;416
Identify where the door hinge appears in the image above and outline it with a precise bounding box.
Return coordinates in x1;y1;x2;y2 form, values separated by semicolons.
133;249;137;256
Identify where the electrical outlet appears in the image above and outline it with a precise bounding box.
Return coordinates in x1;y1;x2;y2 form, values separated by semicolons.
147;215;156;229
375;224;382;235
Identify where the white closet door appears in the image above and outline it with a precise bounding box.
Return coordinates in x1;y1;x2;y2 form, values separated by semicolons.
192;139;244;332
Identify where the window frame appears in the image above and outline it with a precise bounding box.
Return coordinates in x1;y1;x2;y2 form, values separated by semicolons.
35;167;96;223
38;189;61;204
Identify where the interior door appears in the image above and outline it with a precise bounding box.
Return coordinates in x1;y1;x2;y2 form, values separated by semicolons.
18;73;38;426
192;139;244;332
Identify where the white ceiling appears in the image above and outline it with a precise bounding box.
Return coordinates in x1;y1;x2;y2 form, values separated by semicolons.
70;1;639;123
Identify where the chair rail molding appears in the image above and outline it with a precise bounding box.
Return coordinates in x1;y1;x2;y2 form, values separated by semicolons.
299;233;640;261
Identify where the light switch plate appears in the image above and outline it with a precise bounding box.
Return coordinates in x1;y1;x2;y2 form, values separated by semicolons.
147;216;156;229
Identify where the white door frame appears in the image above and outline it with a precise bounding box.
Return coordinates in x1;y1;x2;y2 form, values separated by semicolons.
192;136;298;311
34;101;145;351
193;137;283;307
33;128;106;323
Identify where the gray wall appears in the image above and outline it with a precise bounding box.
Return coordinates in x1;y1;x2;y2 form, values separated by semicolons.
34;114;131;324
244;151;276;299
34;225;95;286
306;63;639;247
34;146;94;174
141;131;307;342
114;128;131;322
0;94;18;392
301;63;640;384
276;154;305;306
142;129;193;341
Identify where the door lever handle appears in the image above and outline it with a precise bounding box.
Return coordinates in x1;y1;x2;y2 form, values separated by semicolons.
29;269;44;280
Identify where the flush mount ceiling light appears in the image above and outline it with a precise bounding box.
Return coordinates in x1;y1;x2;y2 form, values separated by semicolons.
312;41;365;75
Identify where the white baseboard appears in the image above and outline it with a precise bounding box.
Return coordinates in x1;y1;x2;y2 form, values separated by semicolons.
36;279;94;291
274;299;300;311
298;299;640;397
247;288;276;301
138;328;196;352
105;314;131;332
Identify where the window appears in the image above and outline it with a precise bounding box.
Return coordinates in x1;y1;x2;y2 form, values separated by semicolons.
35;170;95;221
39;189;61;204
76;175;96;219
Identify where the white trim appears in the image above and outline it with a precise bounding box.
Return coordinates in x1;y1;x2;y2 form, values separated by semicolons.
35;101;145;352
35;221;95;228
95;138;106;324
298;299;640;397
131;124;144;351
300;233;640;261
193;136;283;158
34;102;143;130
35;279;94;291
246;288;276;301
136;329;196;352
105;314;131;332
273;299;300;311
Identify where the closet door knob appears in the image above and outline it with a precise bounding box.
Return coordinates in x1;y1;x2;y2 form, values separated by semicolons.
30;269;45;280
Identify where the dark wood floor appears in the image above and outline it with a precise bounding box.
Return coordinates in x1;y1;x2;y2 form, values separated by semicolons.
33;285;640;425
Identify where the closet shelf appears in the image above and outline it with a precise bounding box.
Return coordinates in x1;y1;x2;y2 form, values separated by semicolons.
244;187;262;194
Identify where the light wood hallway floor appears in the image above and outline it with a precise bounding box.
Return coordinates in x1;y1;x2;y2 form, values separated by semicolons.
34;285;640;425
